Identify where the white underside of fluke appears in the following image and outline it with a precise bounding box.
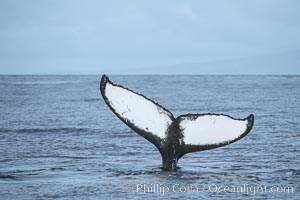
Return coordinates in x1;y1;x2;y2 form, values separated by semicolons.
102;76;252;149
101;75;254;171
179;115;248;145
105;82;173;139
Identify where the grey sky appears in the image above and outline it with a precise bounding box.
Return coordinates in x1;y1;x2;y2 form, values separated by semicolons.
0;0;300;74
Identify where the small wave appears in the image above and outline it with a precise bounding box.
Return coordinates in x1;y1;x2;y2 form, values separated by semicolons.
110;169;148;176
274;169;300;175
292;169;300;175
245;175;261;181
22;155;96;160
2;81;82;85
106;167;165;177
83;98;101;102
50;167;66;171
67;98;101;103
8;169;46;174
0;159;13;162
0;169;46;180
0;127;99;134
0;167;69;180
0;174;18;180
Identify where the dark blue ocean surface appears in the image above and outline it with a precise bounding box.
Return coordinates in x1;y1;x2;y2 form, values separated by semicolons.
0;75;299;199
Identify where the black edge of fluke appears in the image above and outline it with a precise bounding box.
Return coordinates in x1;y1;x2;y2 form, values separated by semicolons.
100;74;175;120
100;74;108;97
99;74;167;156
180;113;255;156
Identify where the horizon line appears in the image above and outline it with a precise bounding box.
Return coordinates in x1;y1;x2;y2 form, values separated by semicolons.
0;74;300;76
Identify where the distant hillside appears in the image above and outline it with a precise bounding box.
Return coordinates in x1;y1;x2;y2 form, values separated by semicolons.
118;50;300;75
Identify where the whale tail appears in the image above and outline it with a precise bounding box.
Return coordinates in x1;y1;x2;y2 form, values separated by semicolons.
100;75;254;171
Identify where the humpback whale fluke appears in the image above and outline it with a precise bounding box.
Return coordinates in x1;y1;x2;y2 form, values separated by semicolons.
100;75;254;171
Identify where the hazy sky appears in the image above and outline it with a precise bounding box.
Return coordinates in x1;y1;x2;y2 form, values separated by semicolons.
0;0;300;74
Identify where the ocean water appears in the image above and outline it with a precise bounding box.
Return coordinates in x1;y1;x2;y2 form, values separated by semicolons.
0;75;299;199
